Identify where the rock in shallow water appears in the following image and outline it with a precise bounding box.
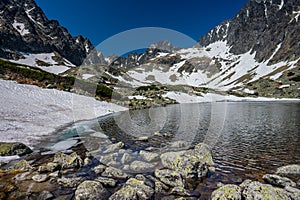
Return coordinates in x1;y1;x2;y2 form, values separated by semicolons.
211;184;242;200
32;174;49;183
53;152;83;170
276;164;300;175
155;169;185;188
130;160;155;173
75;180;110;200
262;174;296;188
109;178;154;200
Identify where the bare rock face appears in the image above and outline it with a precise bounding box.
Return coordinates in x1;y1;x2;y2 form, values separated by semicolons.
198;0;300;64
0;0;105;66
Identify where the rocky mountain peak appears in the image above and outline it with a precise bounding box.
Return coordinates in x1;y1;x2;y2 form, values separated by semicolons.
198;0;300;64
0;0;104;66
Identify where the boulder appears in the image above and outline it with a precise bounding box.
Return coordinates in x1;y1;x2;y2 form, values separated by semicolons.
262;174;296;188
154;169;185;188
276;164;300;175
38;162;60;173
75;181;110;200
57;177;83;188
99;153;118;166
0;142;32;156
101;166;129;179
53;152;83;169
284;185;300;200
211;184;242;200
109;178;154;200
242;181;290;199
160;143;214;186
95;176;117;187
93;164;106;174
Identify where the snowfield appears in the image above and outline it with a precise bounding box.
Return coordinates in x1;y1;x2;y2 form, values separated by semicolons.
0;80;127;149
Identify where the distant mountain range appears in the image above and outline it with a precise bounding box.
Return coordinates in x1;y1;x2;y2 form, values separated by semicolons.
0;0;299;98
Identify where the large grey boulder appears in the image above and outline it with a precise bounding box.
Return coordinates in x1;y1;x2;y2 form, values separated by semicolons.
75;181;110;200
211;184;242;200
53;152;83;170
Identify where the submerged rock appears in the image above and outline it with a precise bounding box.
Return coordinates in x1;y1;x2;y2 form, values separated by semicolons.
276;164;300;175
103;142;124;154
120;152;134;164
130;160;155;173
75;180;110;200
38;191;54;200
139;150;159;162
211;184;242;200
262;174;296;188
101;166;129;179
0;142;32;156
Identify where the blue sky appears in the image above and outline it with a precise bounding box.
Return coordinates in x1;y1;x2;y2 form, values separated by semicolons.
35;0;248;55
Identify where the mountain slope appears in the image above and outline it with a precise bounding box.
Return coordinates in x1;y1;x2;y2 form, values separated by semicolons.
93;0;299;99
0;0;104;72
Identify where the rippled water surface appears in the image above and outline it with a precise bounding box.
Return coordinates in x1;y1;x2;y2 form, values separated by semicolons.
44;102;300;198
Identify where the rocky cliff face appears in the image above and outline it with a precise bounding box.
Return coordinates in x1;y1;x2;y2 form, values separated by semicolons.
198;0;300;64
0;0;104;66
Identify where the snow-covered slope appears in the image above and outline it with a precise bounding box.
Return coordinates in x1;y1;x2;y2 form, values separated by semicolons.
114;41;299;91
9;52;75;74
0;80;127;148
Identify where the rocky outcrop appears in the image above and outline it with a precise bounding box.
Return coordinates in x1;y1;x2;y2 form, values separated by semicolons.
0;0;104;66
0;142;32;156
75;181;110;200
198;0;300;64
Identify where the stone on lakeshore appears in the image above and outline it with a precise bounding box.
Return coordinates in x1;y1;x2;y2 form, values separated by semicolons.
101;166;129;179
9;160;33;172
140;150;159;162
154;169;185;188
170;186;193;197
0;142;32;156
38;162;59;173
242;181;290;199
262;174;296;188
75;180;110;200
109;178;154;200
49;171;61;178
130;160;155;173
108;185;137;200
95;176;117;187
32;174;49;183
57;177;83;188
211;184;242;200
276;164;300;175
53;152;83;169
103;142;124;154
160;143;214;186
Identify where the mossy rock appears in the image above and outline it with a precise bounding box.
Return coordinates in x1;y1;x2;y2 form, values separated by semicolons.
0;142;32;156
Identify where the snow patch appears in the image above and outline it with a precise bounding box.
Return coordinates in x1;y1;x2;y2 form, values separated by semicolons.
0;80;127;147
12;20;30;36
